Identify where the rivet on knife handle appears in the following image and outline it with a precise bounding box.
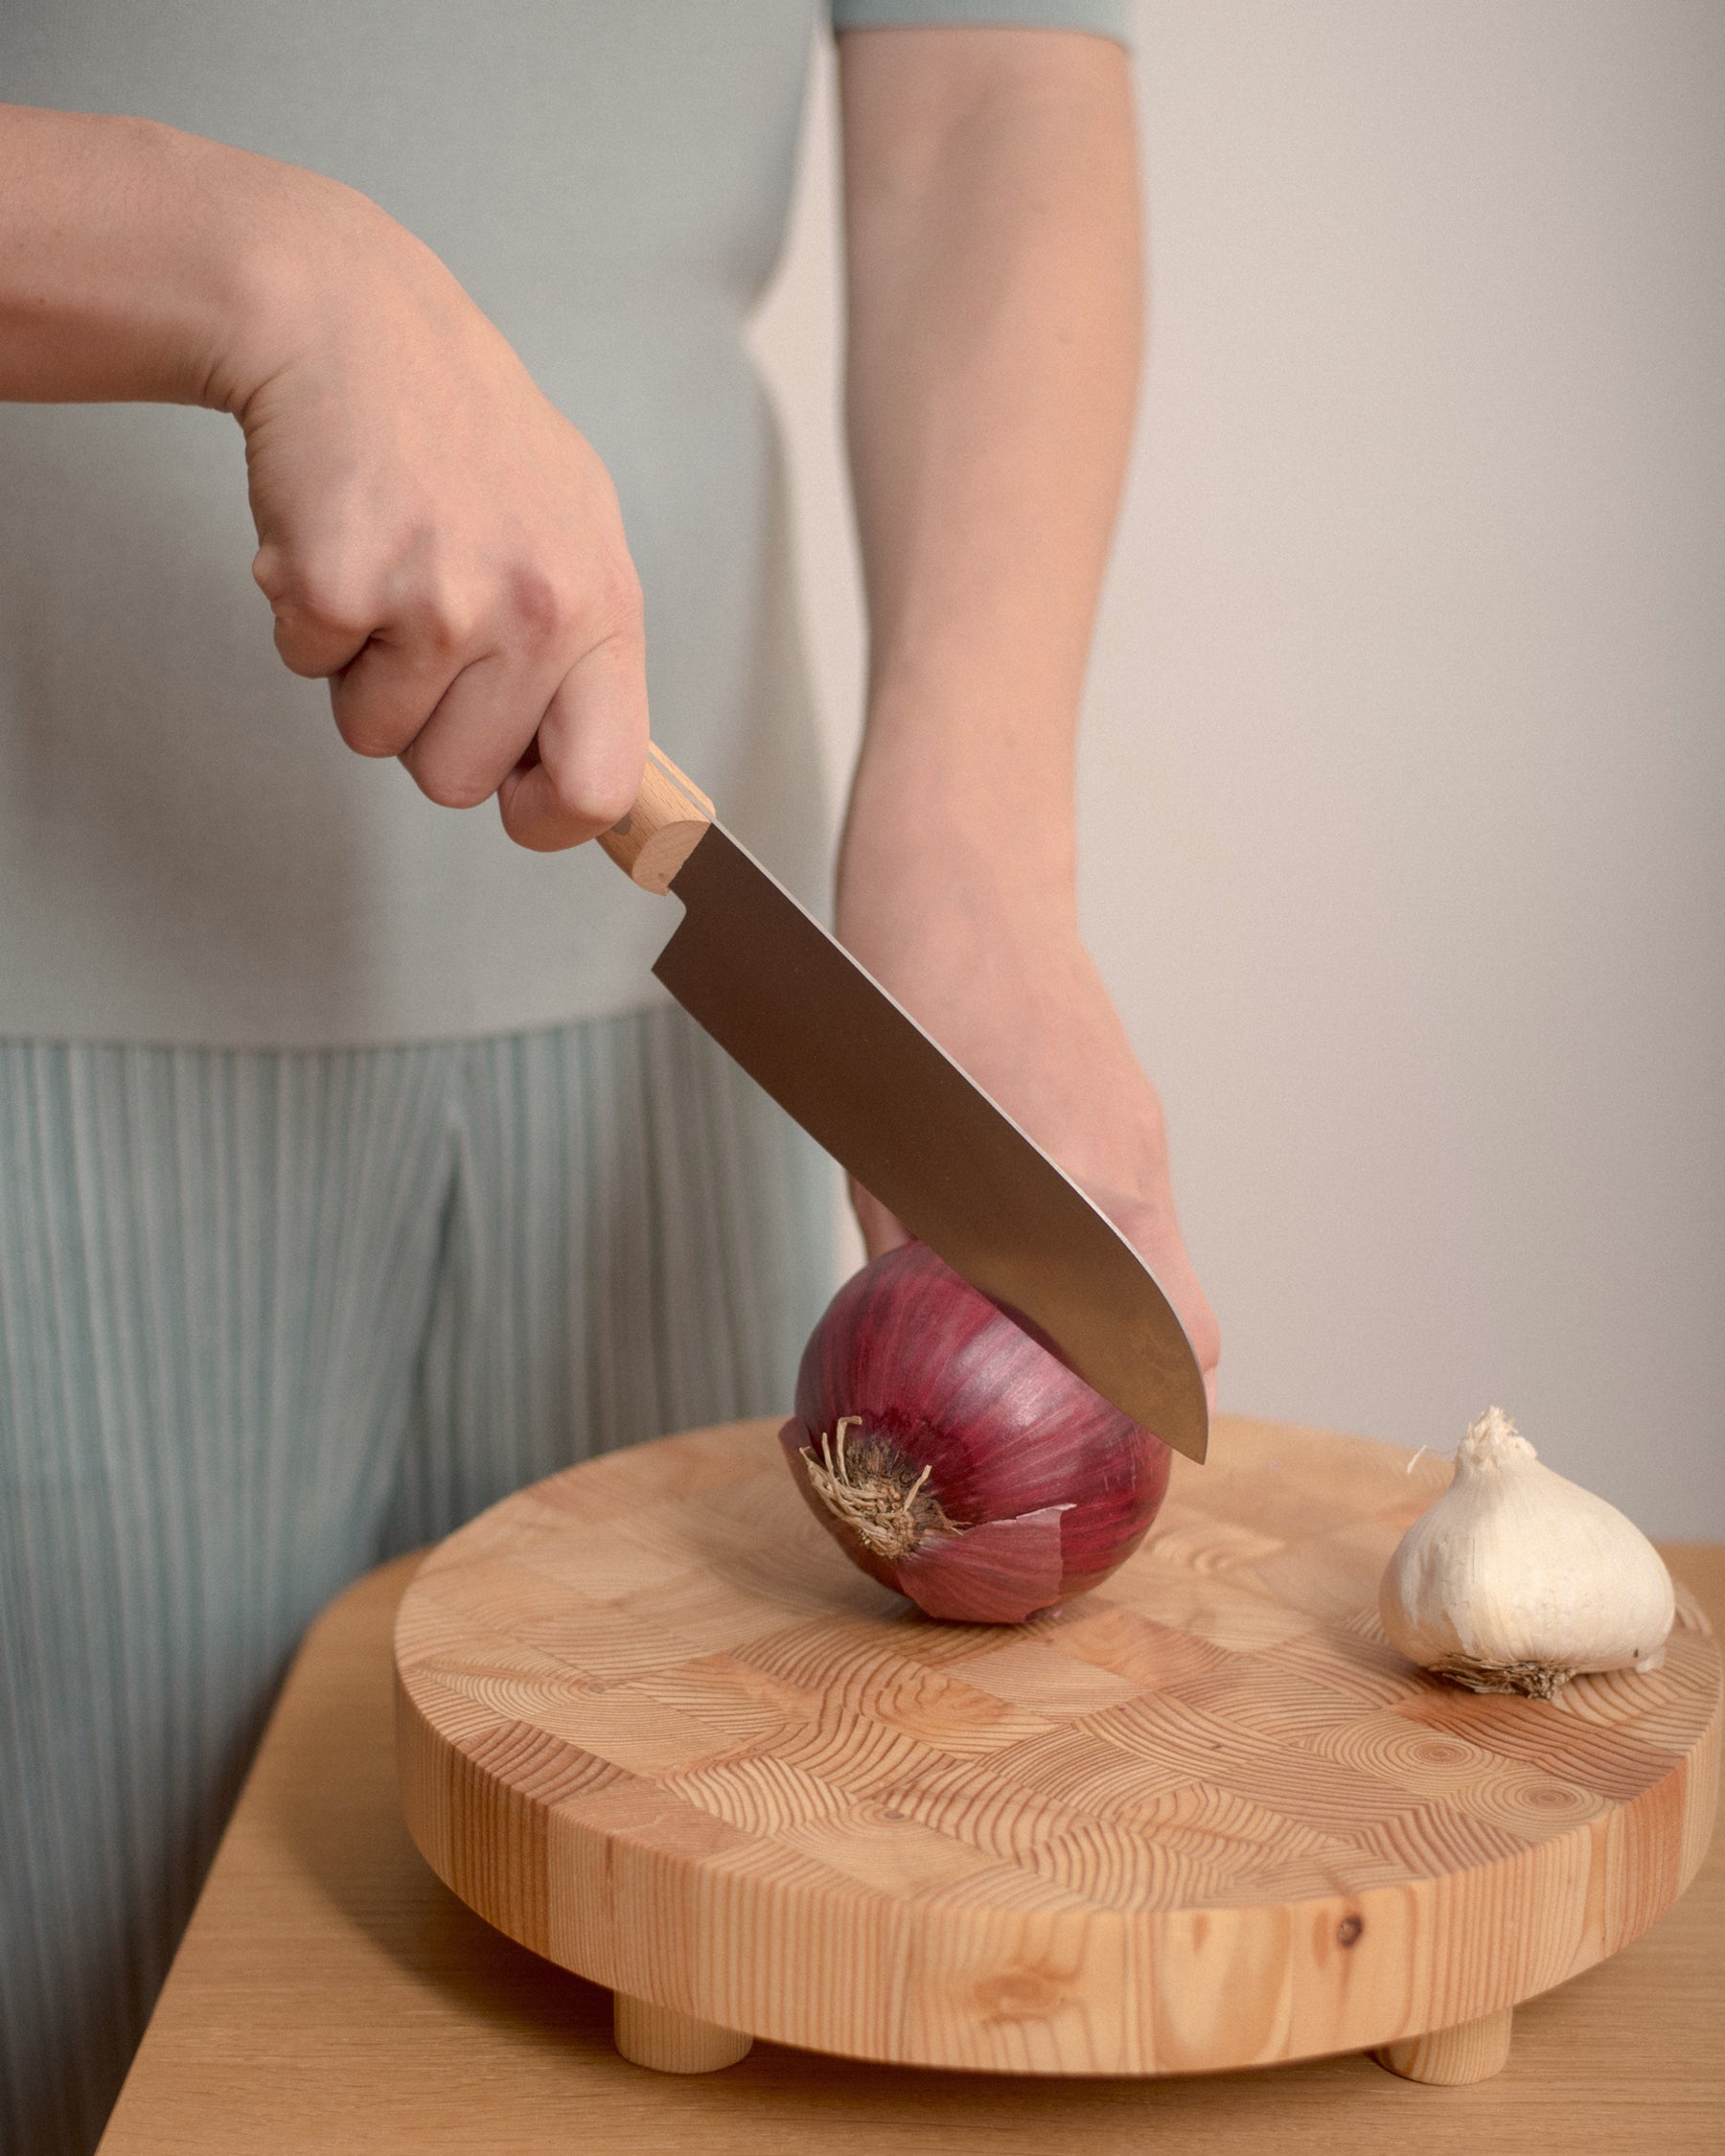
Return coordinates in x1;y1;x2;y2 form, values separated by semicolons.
599;742;715;895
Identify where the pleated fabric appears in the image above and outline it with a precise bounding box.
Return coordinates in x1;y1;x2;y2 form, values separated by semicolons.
0;1007;831;2156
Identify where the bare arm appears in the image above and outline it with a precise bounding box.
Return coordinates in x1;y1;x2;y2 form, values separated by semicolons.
0;107;260;405
838;30;1220;1392
0;104;645;846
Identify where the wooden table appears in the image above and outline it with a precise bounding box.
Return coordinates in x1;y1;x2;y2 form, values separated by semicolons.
100;1529;1725;2154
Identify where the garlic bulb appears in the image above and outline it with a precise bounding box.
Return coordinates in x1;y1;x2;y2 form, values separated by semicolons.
1379;1407;1674;1699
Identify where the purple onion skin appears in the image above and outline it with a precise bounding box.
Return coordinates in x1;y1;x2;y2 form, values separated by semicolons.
780;1242;1172;1623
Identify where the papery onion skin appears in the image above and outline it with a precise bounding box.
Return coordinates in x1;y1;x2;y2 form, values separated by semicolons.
780;1242;1173;1624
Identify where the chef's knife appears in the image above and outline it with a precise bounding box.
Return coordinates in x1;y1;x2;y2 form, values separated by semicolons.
599;743;1208;1465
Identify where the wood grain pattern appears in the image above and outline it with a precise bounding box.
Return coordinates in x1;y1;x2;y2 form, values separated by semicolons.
393;1417;1720;2078
97;1533;1725;2155
595;741;713;894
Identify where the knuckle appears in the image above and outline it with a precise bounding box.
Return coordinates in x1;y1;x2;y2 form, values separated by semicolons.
409;582;479;660
511;554;642;659
497;801;562;854
251;544;287;603
271;622;326;682
555;765;636;835
593;555;644;637
399;722;504;810
503;564;572;651
418;767;495;812
287;562;373;643
332;700;406;760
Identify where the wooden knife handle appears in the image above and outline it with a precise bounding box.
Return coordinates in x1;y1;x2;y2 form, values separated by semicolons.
597;742;715;895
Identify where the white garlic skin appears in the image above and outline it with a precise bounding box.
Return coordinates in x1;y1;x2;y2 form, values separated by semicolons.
1380;1408;1674;1694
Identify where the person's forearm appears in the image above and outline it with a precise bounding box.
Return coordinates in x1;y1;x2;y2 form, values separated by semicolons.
0;104;650;848
837;29;1142;907
0;103;380;414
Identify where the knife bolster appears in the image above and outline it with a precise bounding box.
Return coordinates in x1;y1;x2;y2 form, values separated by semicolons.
599;746;715;896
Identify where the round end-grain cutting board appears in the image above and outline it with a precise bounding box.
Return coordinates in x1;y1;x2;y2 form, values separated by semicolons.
394;1416;1719;2080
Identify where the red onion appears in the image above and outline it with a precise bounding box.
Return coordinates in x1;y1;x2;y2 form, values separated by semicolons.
779;1242;1172;1625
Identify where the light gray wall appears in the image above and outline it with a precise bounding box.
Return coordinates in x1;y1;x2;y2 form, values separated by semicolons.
748;1;1725;1536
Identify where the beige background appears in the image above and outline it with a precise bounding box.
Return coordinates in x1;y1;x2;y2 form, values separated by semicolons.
748;1;1725;1535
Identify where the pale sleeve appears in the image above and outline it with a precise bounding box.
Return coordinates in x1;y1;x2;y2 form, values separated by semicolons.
830;0;1132;47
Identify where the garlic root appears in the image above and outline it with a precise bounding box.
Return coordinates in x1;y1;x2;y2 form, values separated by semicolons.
1379;1407;1674;1699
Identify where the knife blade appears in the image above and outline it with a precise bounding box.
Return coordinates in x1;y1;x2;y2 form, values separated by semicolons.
599;743;1208;1464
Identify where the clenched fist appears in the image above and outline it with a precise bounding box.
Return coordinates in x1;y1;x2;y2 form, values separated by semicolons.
229;171;647;849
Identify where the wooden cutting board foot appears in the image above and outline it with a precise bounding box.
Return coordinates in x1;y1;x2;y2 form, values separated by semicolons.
613;1992;754;2074
1371;2006;1513;2085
